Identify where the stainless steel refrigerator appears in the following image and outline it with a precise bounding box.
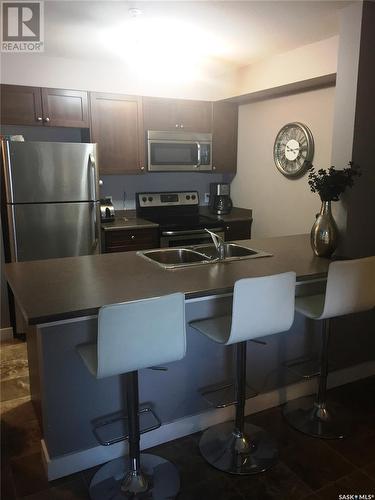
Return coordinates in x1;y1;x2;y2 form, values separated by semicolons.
2;140;100;262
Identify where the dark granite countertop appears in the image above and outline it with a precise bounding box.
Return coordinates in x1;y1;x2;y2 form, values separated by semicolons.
101;207;252;232
5;234;329;326
101;210;159;231
199;207;252;222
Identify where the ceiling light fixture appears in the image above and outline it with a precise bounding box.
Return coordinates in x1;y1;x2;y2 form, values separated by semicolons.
128;8;142;18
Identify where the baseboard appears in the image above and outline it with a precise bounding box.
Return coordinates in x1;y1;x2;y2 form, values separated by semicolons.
0;327;13;342
42;359;375;480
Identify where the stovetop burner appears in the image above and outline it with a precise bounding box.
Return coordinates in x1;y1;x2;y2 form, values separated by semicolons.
145;213;220;231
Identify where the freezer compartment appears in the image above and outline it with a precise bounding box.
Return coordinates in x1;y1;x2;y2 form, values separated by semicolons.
3;141;98;203
9;202;100;261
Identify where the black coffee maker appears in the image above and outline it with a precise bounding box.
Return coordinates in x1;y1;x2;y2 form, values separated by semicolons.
209;183;233;215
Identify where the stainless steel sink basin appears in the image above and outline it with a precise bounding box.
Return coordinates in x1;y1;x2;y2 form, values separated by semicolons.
138;243;272;269
193;243;272;261
138;248;210;268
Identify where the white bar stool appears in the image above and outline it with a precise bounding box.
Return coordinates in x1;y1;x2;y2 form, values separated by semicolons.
77;293;186;500
283;256;375;439
190;272;296;475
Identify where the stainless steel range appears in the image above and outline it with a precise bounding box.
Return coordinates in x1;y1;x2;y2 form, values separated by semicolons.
136;191;225;247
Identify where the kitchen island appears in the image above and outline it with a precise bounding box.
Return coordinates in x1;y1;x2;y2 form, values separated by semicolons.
5;234;374;479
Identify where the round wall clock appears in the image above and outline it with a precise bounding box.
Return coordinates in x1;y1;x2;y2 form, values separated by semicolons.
273;122;314;177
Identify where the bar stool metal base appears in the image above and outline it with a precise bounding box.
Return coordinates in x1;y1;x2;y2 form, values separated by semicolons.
283;395;351;439
89;453;180;500
199;421;278;475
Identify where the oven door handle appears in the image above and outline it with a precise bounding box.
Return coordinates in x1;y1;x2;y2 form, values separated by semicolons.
162;227;223;236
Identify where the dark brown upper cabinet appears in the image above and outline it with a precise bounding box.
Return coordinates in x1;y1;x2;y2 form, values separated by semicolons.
1;84;89;128
1;85;43;126
41;88;89;127
90;92;145;175
143;97;212;133
212;102;238;173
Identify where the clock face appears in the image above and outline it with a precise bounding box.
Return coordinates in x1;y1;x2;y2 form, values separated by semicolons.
273;122;314;177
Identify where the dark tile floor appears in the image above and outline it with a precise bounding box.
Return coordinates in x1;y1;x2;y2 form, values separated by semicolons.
1;338;374;500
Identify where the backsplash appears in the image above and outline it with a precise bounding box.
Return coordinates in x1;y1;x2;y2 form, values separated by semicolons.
100;172;234;210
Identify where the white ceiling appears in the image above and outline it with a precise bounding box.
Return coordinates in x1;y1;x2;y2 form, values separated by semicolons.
43;1;351;76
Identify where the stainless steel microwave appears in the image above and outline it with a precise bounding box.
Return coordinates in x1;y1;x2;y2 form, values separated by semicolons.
147;130;212;172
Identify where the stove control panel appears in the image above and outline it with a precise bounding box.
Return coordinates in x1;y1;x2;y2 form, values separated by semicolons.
137;191;199;207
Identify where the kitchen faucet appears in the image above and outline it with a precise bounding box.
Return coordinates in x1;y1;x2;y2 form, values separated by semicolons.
205;229;226;260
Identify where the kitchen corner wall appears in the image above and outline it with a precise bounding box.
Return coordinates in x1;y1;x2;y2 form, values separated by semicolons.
100;172;232;210
231;85;335;238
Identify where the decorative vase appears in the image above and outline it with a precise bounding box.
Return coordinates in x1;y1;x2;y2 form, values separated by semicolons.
310;200;338;257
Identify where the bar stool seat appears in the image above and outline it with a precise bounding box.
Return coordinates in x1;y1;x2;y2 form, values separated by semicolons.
77;293;186;500
283;256;375;439
190;272;296;475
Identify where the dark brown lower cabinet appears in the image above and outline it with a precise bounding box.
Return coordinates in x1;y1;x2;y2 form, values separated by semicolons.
102;228;159;253
224;220;252;241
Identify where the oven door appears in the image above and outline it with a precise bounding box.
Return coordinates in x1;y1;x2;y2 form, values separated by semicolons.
160;229;224;248
148;139;212;172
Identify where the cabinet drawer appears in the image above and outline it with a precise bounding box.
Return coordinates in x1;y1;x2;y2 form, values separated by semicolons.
104;228;159;253
224;220;252;241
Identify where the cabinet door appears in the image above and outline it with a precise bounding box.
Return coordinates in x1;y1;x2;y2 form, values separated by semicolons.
224;220;252;241
90;92;145;175
1;84;43;126
177;100;212;132
212;102;238;172
143;97;179;131
143;97;212;132
41;88;89;127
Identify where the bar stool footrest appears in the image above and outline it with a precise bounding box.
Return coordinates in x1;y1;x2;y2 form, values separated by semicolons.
92;407;161;446
283;356;322;380
199;380;258;408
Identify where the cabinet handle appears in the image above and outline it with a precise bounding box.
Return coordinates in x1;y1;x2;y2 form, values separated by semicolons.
131;235;135;240
44;117;50;123
212;166;216;171
37;117;42;122
180;124;184;128
175;124;179;128
140;165;145;171
226;226;230;231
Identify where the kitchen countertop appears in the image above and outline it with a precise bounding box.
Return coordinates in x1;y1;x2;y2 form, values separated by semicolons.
101;207;252;231
199;206;252;222
5;234;329;326
101;210;159;231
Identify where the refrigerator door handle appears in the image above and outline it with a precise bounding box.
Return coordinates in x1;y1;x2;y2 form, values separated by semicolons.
89;153;97;201
92;201;101;254
8;205;19;261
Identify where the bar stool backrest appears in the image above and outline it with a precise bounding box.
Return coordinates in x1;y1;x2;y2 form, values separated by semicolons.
319;256;375;320
96;293;186;378
227;272;296;345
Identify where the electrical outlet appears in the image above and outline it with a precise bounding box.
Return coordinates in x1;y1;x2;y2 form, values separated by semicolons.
204;192;210;204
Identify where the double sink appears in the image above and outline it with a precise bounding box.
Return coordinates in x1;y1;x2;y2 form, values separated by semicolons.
138;243;272;269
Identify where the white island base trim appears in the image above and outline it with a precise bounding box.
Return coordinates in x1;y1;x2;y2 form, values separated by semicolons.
42;359;375;480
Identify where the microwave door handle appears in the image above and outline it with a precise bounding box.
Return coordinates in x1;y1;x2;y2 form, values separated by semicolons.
195;142;201;168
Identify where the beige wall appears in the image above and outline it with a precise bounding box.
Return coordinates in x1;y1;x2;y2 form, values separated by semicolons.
232;36;338;98
0;53;235;101
231;86;335;238
1;36;337;101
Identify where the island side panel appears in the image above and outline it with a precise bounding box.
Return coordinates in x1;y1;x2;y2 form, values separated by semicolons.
37;292;323;459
